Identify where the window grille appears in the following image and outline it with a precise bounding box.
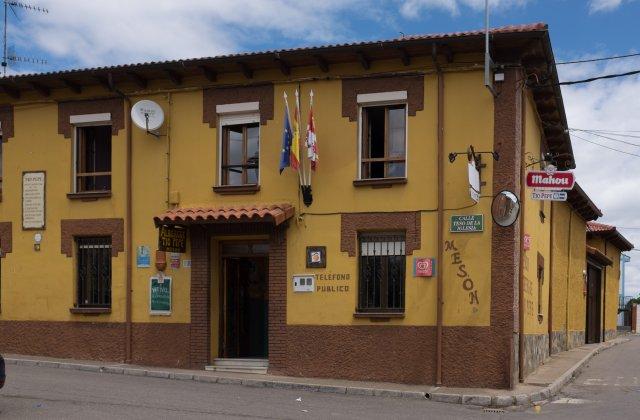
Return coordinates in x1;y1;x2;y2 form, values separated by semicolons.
76;237;112;308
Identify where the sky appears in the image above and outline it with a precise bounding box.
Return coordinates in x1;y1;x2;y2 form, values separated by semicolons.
4;0;640;296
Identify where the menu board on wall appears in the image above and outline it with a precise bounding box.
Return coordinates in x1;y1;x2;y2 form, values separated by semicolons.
22;171;45;230
150;276;172;315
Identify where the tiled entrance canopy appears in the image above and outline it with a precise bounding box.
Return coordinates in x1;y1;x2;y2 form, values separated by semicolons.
154;203;295;226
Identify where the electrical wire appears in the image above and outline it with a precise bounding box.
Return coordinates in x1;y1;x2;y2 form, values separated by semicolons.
556;52;640;65
570;129;640;139
558;69;640;86
569;129;640;148
570;133;640;157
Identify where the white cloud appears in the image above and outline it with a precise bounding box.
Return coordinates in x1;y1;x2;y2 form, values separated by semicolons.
588;0;626;13
10;0;373;69
558;54;640;296
399;0;530;19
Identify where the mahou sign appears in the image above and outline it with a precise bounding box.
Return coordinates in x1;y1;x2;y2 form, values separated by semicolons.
526;171;575;190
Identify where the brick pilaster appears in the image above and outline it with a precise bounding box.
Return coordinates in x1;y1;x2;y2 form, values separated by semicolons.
267;225;287;373
189;226;210;368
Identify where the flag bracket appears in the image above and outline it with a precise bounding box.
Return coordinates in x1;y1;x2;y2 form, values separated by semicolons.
301;185;313;207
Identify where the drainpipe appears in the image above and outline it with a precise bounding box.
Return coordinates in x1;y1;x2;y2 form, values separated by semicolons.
602;242;607;341
432;43;445;386
564;211;572;350
517;85;526;382
114;88;133;363
548;203;554;354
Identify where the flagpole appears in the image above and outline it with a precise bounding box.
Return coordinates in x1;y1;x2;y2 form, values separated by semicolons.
285;91;304;187
308;89;313;186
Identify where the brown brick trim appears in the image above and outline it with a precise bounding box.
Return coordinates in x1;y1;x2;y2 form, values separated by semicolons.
58;98;125;139
488;67;524;387
267;224;287;373
203;84;274;128
189;226;210;369
0;221;11;257
60;218;124;257
341;75;424;122
0;320;190;368
340;212;421;257
0;104;14;141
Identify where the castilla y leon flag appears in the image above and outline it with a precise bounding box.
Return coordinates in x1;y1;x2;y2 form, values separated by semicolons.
279;93;293;174
306;90;318;170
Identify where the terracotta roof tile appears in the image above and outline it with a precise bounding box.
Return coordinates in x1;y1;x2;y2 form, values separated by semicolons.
587;221;615;232
154;203;295;226
586;221;634;251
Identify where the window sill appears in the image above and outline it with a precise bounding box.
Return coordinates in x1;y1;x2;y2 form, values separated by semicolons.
69;307;111;315
353;177;407;188
213;184;260;195
353;311;405;320
67;191;112;201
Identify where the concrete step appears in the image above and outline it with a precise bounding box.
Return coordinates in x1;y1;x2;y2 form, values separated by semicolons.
206;365;268;374
212;358;268;367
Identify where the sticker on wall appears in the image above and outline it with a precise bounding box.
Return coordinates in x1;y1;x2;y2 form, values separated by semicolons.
524;234;532;251
169;252;181;269
306;246;326;268
182;259;192;268
136;245;151;268
150;275;172;315
450;215;484;233
414;258;435;277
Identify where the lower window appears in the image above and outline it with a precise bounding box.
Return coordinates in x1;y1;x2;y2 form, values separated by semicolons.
76;237;112;308
358;232;406;313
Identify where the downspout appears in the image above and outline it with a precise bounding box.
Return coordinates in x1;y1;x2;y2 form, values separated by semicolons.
432;43;445;386
602;242;607;341
548;203;554;354
565;211;572;350
517;86;526;382
114;88;133;363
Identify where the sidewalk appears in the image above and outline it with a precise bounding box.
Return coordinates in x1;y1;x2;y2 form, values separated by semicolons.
2;336;630;408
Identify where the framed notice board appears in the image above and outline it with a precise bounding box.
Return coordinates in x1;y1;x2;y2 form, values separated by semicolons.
149;276;172;315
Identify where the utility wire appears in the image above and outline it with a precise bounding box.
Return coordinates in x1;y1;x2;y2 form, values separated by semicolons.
570;133;640;157
556;52;640;65
558;69;640;86
571;129;640;139
569;129;640;147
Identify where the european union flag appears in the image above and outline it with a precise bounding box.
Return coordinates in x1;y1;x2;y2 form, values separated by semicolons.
279;101;293;174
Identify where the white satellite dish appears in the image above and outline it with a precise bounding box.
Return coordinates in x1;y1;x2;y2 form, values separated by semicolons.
131;100;164;134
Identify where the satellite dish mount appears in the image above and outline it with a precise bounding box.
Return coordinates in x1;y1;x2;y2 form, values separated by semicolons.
131;100;165;138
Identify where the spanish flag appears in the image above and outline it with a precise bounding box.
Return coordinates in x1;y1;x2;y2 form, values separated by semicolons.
291;89;301;171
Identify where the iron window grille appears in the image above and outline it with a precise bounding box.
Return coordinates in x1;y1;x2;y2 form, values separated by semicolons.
357;232;406;313
76;237;112;308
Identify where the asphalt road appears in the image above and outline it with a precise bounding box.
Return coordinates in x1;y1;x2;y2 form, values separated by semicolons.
0;336;639;419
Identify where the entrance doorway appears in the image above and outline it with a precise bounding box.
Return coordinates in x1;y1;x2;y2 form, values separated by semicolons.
585;263;602;344
220;242;269;358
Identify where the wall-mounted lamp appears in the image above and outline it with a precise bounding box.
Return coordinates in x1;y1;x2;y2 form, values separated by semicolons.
34;233;42;251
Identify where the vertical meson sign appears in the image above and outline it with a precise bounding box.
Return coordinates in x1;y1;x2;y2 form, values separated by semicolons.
22;171;45;230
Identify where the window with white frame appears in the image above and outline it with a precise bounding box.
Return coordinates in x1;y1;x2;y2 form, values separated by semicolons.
358;91;407;180
71;113;112;193
217;103;260;187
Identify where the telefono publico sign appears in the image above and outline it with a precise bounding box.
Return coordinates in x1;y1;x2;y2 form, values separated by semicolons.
526;171;575;190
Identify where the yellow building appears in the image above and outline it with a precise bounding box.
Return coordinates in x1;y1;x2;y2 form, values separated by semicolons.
0;22;631;388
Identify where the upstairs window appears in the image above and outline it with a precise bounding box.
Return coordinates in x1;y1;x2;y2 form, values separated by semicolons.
74;125;112;193
76;237;112;308
221;122;259;186
358;91;407;180
358;232;406;313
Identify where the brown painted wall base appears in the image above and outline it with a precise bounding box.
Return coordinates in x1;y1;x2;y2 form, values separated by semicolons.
284;325;512;388
604;329;617;341
0;321;190;367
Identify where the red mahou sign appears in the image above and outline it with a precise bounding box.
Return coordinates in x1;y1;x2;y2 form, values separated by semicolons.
526;171;575;190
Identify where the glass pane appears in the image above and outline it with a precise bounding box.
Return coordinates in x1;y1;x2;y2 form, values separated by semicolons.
365;107;385;159
388;107;406;157
247;124;259;164
387;162;405;178
226;126;243;165
247;168;258;184
225;168;242;186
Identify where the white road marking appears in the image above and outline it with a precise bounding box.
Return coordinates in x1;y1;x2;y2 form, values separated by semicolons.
552;398;591;404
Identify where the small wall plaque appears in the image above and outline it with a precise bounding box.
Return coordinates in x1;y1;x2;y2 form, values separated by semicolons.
306;246;326;268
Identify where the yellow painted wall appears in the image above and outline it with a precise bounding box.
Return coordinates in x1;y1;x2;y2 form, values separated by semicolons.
550;201;587;336
587;236;622;336
522;94;551;335
0;58;492;332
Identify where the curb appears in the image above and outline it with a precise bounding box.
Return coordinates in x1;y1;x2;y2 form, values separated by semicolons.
4;337;629;408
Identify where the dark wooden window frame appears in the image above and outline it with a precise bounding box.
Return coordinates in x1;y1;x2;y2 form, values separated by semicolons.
356;231;406;315
217;118;260;190
359;103;407;181
72;124;112;195
74;236;112;311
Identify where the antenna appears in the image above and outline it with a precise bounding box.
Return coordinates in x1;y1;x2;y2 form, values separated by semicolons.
2;0;48;76
484;0;497;97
